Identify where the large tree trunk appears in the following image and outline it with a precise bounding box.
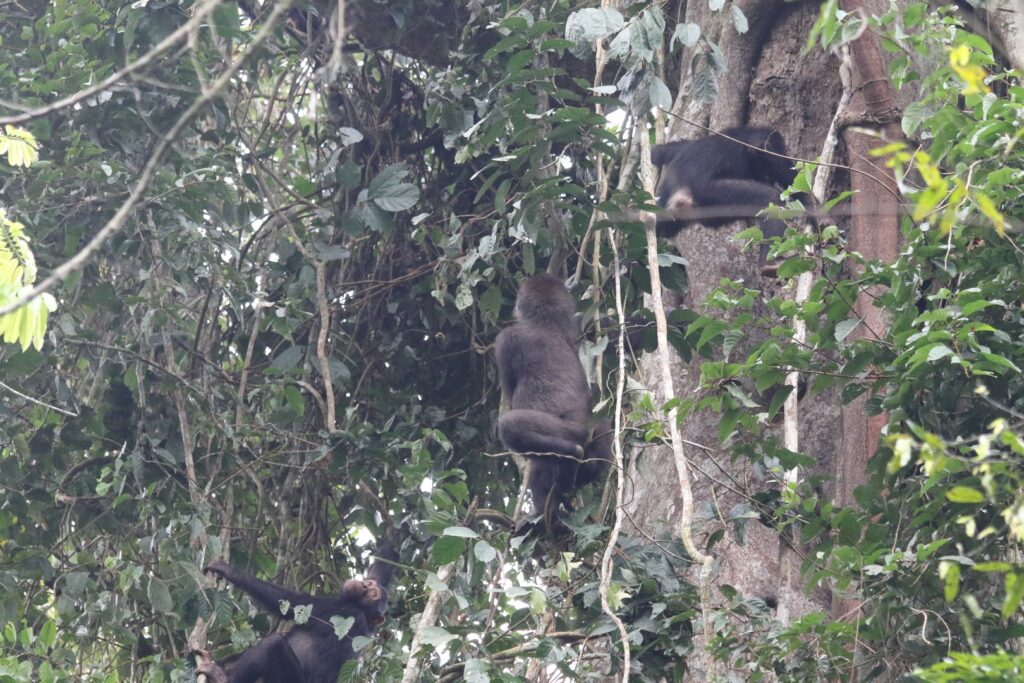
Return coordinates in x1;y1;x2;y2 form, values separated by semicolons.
625;1;905;678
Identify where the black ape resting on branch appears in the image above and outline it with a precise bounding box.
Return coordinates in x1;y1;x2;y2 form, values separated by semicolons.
652;126;803;271
196;543;398;683
496;274;613;534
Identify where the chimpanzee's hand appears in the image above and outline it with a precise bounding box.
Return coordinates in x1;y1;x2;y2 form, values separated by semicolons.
203;560;231;578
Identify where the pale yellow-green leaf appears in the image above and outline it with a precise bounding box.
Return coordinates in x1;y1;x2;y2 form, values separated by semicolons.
33;294;56;350
913;150;944;189
0;212;36;286
0;306;24;346
0;288;55;350
529;587;547;615
949;45;990;95
607;582;632;611
974;192;1006;235
17;300;33;349
0;126;39;167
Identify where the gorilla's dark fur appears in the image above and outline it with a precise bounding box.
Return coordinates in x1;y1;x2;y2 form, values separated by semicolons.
496;274;612;532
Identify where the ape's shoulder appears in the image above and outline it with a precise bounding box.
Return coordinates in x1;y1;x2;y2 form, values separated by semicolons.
496;322;547;349
495;325;521;354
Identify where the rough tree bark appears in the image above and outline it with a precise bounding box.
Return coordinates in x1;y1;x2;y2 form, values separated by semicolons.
625;0;907;679
831;0;904;655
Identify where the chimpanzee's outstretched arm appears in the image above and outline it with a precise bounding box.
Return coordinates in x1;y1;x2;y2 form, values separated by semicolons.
205;562;313;619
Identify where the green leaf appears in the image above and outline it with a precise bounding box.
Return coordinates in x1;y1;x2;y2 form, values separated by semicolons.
718;407;739;442
147;577;173;614
1004;572;1024;620
926;344;953;362
946;486;985;504
565;7;624;46
775;256;815;279
331;615;355;640
336;159;361;189
419;626;457;650
671;23;701;49
730;5;748;33
0;126;39;167
530;587;547;614
372;184;419;212
270;346;305;372
649;76;672;111
212;4;242;37
474;540;496;563
431;536;465;564
464;658;491;683
283;384;304;413
367;164;421;212
902;101;926;136
339;128;364;146
974;562;1012;572
37;620;56;649
835;317;861;342
293;176;317;197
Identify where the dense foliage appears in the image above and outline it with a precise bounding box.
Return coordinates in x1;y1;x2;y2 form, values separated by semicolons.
2;0;1024;681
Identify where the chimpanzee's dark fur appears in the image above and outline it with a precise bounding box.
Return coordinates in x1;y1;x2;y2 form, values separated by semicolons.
197;543;398;683
652;126;800;266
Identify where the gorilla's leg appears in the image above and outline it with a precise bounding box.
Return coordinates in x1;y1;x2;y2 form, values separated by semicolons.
498;410;588;458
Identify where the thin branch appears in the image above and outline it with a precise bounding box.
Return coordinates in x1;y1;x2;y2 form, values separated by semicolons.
599;207;631;682
152;238;202;511
0;379;77;416
314;260;336;431
638;124;716;655
400;500;482;682
400;563;455;682
783;45;852;463
321;0;347;82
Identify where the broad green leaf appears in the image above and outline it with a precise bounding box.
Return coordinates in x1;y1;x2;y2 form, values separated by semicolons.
147;578;173;614
431;536;465;564
419;626;457;650
474;540;496;563
946;486;985;504
564;7;624;46
331;615;355;640
671;23;701;48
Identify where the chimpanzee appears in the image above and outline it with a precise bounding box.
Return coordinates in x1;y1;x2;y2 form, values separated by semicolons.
196;543;398;683
652;126;802;269
495;274;613;533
